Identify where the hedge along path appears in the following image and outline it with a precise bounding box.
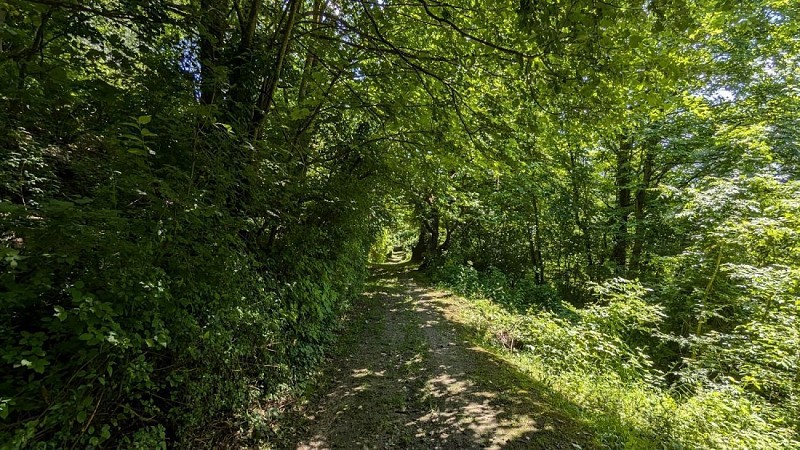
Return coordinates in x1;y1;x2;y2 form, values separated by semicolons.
291;255;595;449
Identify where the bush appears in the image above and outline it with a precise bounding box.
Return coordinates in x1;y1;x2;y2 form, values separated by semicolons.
0;112;378;447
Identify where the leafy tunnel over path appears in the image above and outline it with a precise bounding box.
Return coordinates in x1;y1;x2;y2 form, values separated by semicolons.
2;0;798;447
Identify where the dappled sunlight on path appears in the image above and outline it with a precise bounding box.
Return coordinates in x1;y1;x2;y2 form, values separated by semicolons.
293;255;593;449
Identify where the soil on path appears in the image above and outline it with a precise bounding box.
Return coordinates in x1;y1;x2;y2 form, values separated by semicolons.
288;256;594;449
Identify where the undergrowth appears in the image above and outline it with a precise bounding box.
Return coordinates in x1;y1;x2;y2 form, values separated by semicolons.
435;263;799;450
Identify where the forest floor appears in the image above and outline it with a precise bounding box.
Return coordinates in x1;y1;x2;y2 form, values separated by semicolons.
282;254;596;449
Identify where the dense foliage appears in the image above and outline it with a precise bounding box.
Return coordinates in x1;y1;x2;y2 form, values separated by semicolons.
1;0;797;448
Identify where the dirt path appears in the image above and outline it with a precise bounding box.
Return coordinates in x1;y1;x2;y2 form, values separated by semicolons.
288;258;594;449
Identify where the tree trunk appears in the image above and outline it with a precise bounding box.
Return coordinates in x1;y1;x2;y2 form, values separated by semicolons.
630;146;654;275
250;0;302;138
439;221;454;253
411;222;427;262
612;138;632;274
290;0;327;163
297;0;325;104
228;0;262;112
424;207;440;264
199;0;228;106
527;194;545;284
568;150;593;269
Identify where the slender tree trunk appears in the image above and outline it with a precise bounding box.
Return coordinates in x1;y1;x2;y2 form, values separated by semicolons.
630;146;654;275
250;0;302;138
568;150;593;269
297;0;325;104
528;194;545;284
291;0;327;169
0;9;5;53
199;0;227;106
693;246;723;359
599;232;607;266
612;138;632;274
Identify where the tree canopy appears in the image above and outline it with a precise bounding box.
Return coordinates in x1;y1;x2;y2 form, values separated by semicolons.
1;0;798;447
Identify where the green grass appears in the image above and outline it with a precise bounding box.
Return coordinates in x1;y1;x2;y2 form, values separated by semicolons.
446;293;799;450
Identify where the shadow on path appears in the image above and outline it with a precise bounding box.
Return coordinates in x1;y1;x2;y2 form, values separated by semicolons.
290;257;596;449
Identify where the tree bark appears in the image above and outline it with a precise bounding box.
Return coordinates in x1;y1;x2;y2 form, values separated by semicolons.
411;222;427;263
439;220;455;253
228;0;262;111
297;0;325;104
527;194;545;284
630;145;654;276
199;0;228;106
250;0;302;138
612;138;633;274
424;207;440;263
568;150;593;269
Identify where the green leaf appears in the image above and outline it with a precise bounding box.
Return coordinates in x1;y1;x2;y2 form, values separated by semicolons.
54;306;67;321
0;400;9;419
137;115;152;125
